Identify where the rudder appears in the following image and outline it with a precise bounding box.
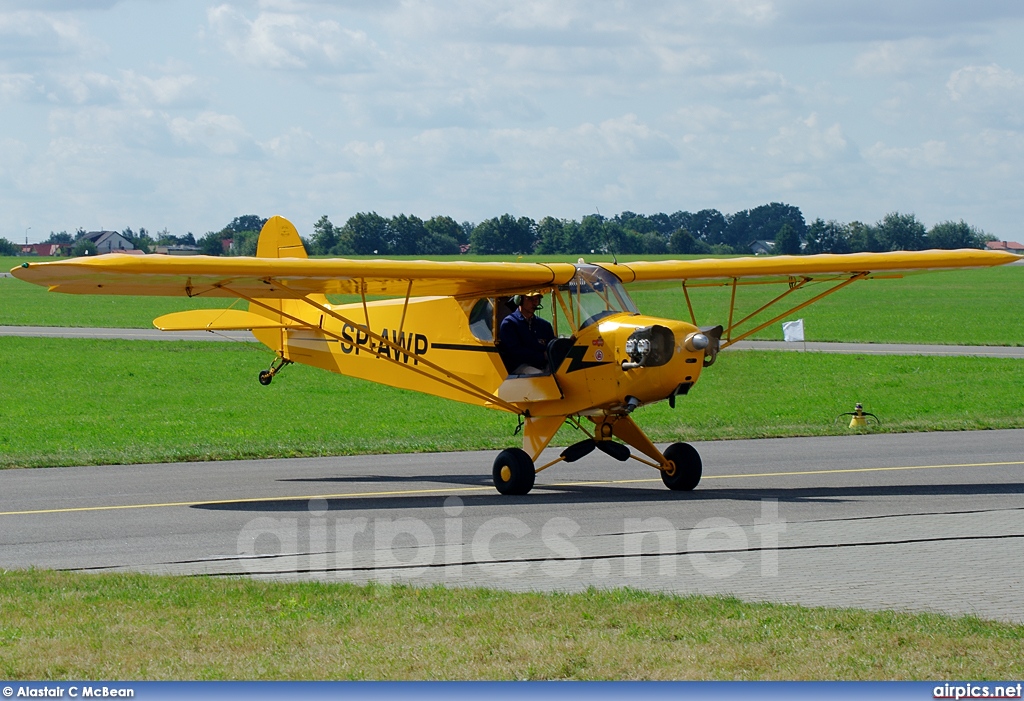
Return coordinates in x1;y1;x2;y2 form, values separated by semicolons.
257;215;309;259
250;216;328;352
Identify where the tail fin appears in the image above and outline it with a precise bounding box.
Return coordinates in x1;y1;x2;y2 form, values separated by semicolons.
250;216;328;351
256;216;309;259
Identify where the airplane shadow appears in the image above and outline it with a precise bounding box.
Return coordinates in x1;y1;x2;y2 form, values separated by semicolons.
192;480;1024;513
281;473;492;487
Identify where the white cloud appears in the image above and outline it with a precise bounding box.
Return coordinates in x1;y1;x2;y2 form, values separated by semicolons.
262;126;319;160
52;71;120;104
766;113;852;163
491;1;583;31
709;0;777;26
701;69;790;101
777;0;1024;41
864;139;950;172
4;67;205;109
125;71;204;107
946;64;1024;128
4;0;1024;239
168;111;255;155
852;39;936;77
0;1;120;10
649;42;714;75
579;114;679;161
207;4;380;72
673;105;735;133
0;11;97;62
0;136;31;180
0;71;35;100
947;63;1024;101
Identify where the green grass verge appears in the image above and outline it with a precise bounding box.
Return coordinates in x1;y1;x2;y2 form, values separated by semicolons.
1;570;1022;680
4;259;1022;344
3;337;1022;468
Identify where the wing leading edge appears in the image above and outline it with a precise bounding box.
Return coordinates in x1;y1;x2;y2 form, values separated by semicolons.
11;247;1016;299
605;249;1017;287
11;254;578;299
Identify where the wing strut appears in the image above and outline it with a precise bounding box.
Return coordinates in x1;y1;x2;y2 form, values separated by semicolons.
223;284;523;414
726;276;810;341
681;282;697;326
727;278;738;343
720;272;868;349
359;279;372;329
397;280;413;341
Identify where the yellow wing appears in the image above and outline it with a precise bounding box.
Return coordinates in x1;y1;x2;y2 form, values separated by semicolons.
11;251;578;299
14;249;1014;299
604;249;1018;287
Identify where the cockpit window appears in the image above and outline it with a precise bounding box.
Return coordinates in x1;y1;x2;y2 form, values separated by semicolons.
559;264;637;329
468;297;494;341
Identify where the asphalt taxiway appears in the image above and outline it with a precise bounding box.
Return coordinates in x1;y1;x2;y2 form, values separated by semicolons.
2;429;1022;621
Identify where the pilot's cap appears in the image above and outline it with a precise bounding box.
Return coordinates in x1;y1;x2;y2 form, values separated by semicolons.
514;290;545;306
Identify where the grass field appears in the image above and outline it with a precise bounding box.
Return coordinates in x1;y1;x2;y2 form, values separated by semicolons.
3;336;1022;468
2;570;1022;680
5;256;1022;345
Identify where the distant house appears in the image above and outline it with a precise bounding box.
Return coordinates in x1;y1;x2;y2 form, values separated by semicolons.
986;240;1024;255
154;245;201;256
82;230;135;253
19;243;70;256
750;240;775;255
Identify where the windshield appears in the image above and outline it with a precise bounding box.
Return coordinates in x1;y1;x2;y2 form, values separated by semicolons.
560;264;637;329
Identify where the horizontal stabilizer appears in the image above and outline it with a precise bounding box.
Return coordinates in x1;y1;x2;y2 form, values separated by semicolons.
153;309;298;331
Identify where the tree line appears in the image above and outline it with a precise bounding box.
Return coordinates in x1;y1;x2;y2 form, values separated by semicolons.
292;204;993;256
4;202;994;258
3;226;197;257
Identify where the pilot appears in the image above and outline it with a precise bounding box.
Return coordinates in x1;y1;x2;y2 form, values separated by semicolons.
498;291;554;376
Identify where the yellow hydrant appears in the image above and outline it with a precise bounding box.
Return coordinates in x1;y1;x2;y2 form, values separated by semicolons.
837;402;879;428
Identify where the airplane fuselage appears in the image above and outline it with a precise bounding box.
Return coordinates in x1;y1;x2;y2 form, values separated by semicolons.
254;292;711;420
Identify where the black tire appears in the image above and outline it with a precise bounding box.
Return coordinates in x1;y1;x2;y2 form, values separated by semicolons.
661;442;702;491
492;448;536;495
258;370;273;386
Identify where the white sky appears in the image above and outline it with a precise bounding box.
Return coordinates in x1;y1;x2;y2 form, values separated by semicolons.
2;0;1023;242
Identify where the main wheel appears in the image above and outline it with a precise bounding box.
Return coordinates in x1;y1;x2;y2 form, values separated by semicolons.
661;442;702;491
492;448;536;495
258;370;273;386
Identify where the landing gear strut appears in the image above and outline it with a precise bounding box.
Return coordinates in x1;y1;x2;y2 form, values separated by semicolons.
258;356;292;386
489;415;703;495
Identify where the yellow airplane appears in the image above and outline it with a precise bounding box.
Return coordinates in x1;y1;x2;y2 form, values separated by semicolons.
12;216;1018;495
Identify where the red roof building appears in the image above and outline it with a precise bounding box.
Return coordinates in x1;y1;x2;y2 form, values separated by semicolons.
986;240;1024;254
20;243;70;256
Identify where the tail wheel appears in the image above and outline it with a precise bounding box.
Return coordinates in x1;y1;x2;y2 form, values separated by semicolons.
258;357;292;386
493;448;536;495
661;442;702;491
